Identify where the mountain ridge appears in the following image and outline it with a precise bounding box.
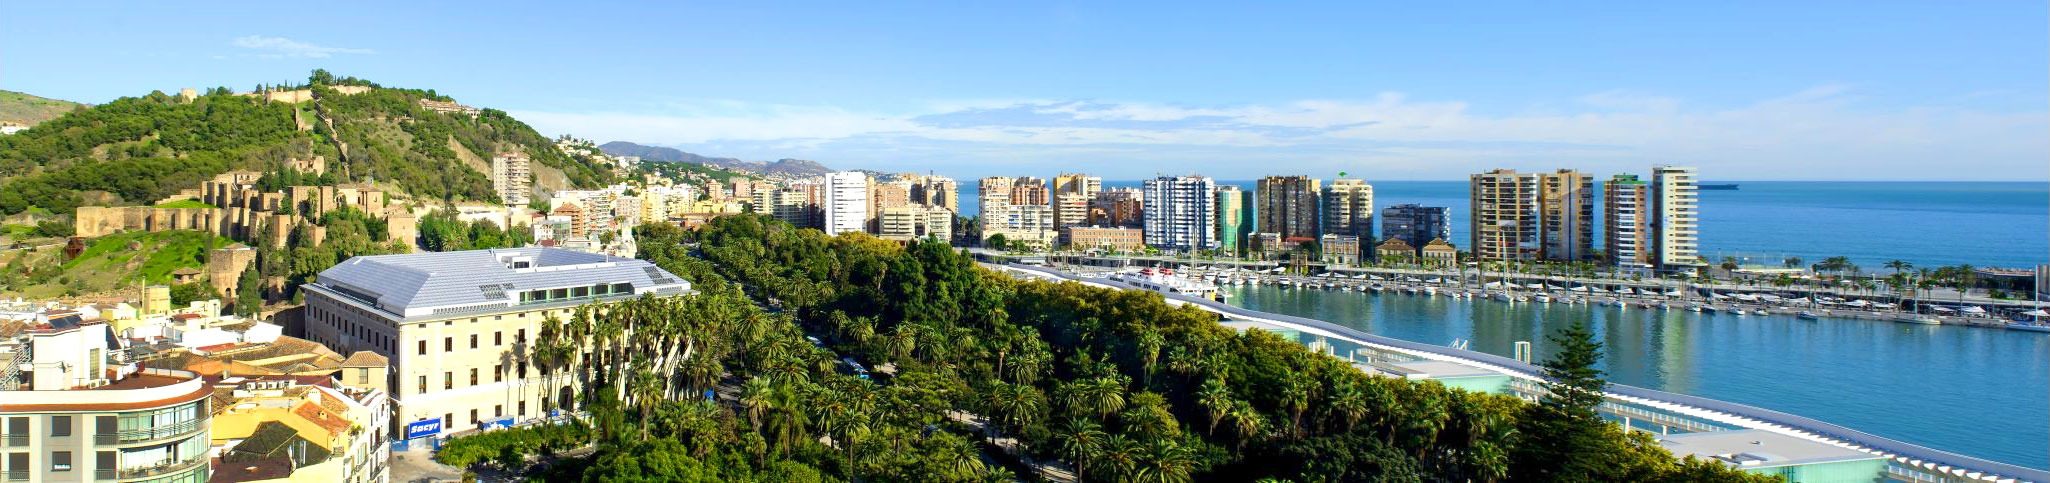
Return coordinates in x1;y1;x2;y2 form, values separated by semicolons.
599;140;833;177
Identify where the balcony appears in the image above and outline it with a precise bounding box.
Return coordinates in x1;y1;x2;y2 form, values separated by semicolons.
95;417;207;445
107;456;209;481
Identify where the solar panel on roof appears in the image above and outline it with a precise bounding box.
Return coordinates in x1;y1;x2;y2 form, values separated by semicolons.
642;266;676;285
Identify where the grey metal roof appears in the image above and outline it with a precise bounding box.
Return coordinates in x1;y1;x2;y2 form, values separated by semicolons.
313;248;691;318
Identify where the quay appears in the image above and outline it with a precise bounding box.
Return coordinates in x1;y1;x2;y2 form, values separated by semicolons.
994;262;2050;483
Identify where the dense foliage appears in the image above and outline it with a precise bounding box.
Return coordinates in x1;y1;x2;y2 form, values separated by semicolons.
416;210;532;252
459;214;1768;482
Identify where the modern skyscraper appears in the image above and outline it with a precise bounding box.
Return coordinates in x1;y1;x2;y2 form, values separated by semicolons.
1322;179;1375;239
822;171;869;235
1052;173;1102;231
1652;165;1702;272
1257;176;1321;239
1142;175;1217;251
1215;186;1254;255
1381;203;1450;248
1604;174;1652;269
1470;169;1541;262
1538;169;1595;261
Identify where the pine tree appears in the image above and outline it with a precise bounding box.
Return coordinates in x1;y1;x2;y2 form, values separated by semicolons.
1514;319;1614;481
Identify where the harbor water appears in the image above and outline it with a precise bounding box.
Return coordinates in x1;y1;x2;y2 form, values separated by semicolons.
1222;284;2050;469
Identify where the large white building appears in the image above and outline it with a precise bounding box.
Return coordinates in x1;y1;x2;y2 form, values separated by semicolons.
300;248;692;441
1142;175;1218;252
0;315;214;483
821;172;870;236
1651;165;1702;272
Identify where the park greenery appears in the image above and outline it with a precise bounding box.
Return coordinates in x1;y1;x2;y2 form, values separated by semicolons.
0;69;613;215
436;214;1771;482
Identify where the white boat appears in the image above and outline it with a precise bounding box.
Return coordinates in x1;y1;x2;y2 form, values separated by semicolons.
1109;268;1225;301
1797;311;1821;320
1492;292;1515;303
1894;314;1941;325
1424;286;1438;296
1534;293;1552;303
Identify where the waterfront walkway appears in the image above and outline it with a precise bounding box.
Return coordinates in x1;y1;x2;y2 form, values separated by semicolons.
996;263;2050;483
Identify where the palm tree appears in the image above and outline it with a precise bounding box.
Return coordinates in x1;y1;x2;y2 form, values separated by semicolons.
1228;400;1264;450
1053;417;1104;482
1196;378;1231;436
1135;438;1196;483
1954;264;1978;306
739;376;773;434
1094;434;1142;482
1136;329;1165;387
1783;256;1803;269
1279;374;1310;438
1327;380;1370;433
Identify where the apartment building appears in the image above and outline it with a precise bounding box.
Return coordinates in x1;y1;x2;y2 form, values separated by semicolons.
1604;175;1653;270
1141;175;1217;252
1537;169;1595;261
1469;169;1541;262
1322;179;1375;241
298;248;692;442
821;172;870;236
1652;166;1703;273
1088;188;1145;228
0;317;213;483
1051;173;1102;232
1257;176;1321;239
491;151;533;207
1215;186;1253;255
1380;204;1450;251
875;206;954;242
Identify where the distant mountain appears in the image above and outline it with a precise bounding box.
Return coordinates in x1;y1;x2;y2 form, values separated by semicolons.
0;90;85;127
599;141;834;177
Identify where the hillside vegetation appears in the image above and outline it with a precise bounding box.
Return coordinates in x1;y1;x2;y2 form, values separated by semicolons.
0;230;215;299
0;70;614;215
0;90;85;127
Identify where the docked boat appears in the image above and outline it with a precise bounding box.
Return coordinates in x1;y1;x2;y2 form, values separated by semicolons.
1533;293;1552;304
1797;311;1821;321
1109;268;1226;302
2009;324;2050;333
1894;314;1941;325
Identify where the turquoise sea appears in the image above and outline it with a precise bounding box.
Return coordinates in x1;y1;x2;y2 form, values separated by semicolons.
960;180;2050;269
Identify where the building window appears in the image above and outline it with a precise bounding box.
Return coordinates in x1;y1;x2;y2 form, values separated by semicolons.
48;416;69;437
418;340;427;355
469;368;478;386
443;414;452;429
469;334;478;349
493;365;503;383
518;362;528;379
518;401;527;416
494;405;503;418
517;329;526;344
418;375;427;394
469;410;479;426
494;331;503;346
444;337;453;352
50;451;70;472
444;372;453;390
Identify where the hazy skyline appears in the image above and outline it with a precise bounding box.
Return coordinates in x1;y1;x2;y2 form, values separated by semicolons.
4;1;2045;180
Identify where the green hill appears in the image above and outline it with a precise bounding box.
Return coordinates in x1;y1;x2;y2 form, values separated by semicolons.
0;90;85;127
0;71;615;215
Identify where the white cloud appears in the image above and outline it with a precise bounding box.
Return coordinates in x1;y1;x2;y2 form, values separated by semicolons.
230;35;374;58
509;86;2048;180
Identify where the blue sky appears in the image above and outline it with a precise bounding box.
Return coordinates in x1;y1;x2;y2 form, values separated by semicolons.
3;1;2045;180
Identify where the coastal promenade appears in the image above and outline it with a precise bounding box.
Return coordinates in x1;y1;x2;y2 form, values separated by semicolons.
995;262;2050;483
